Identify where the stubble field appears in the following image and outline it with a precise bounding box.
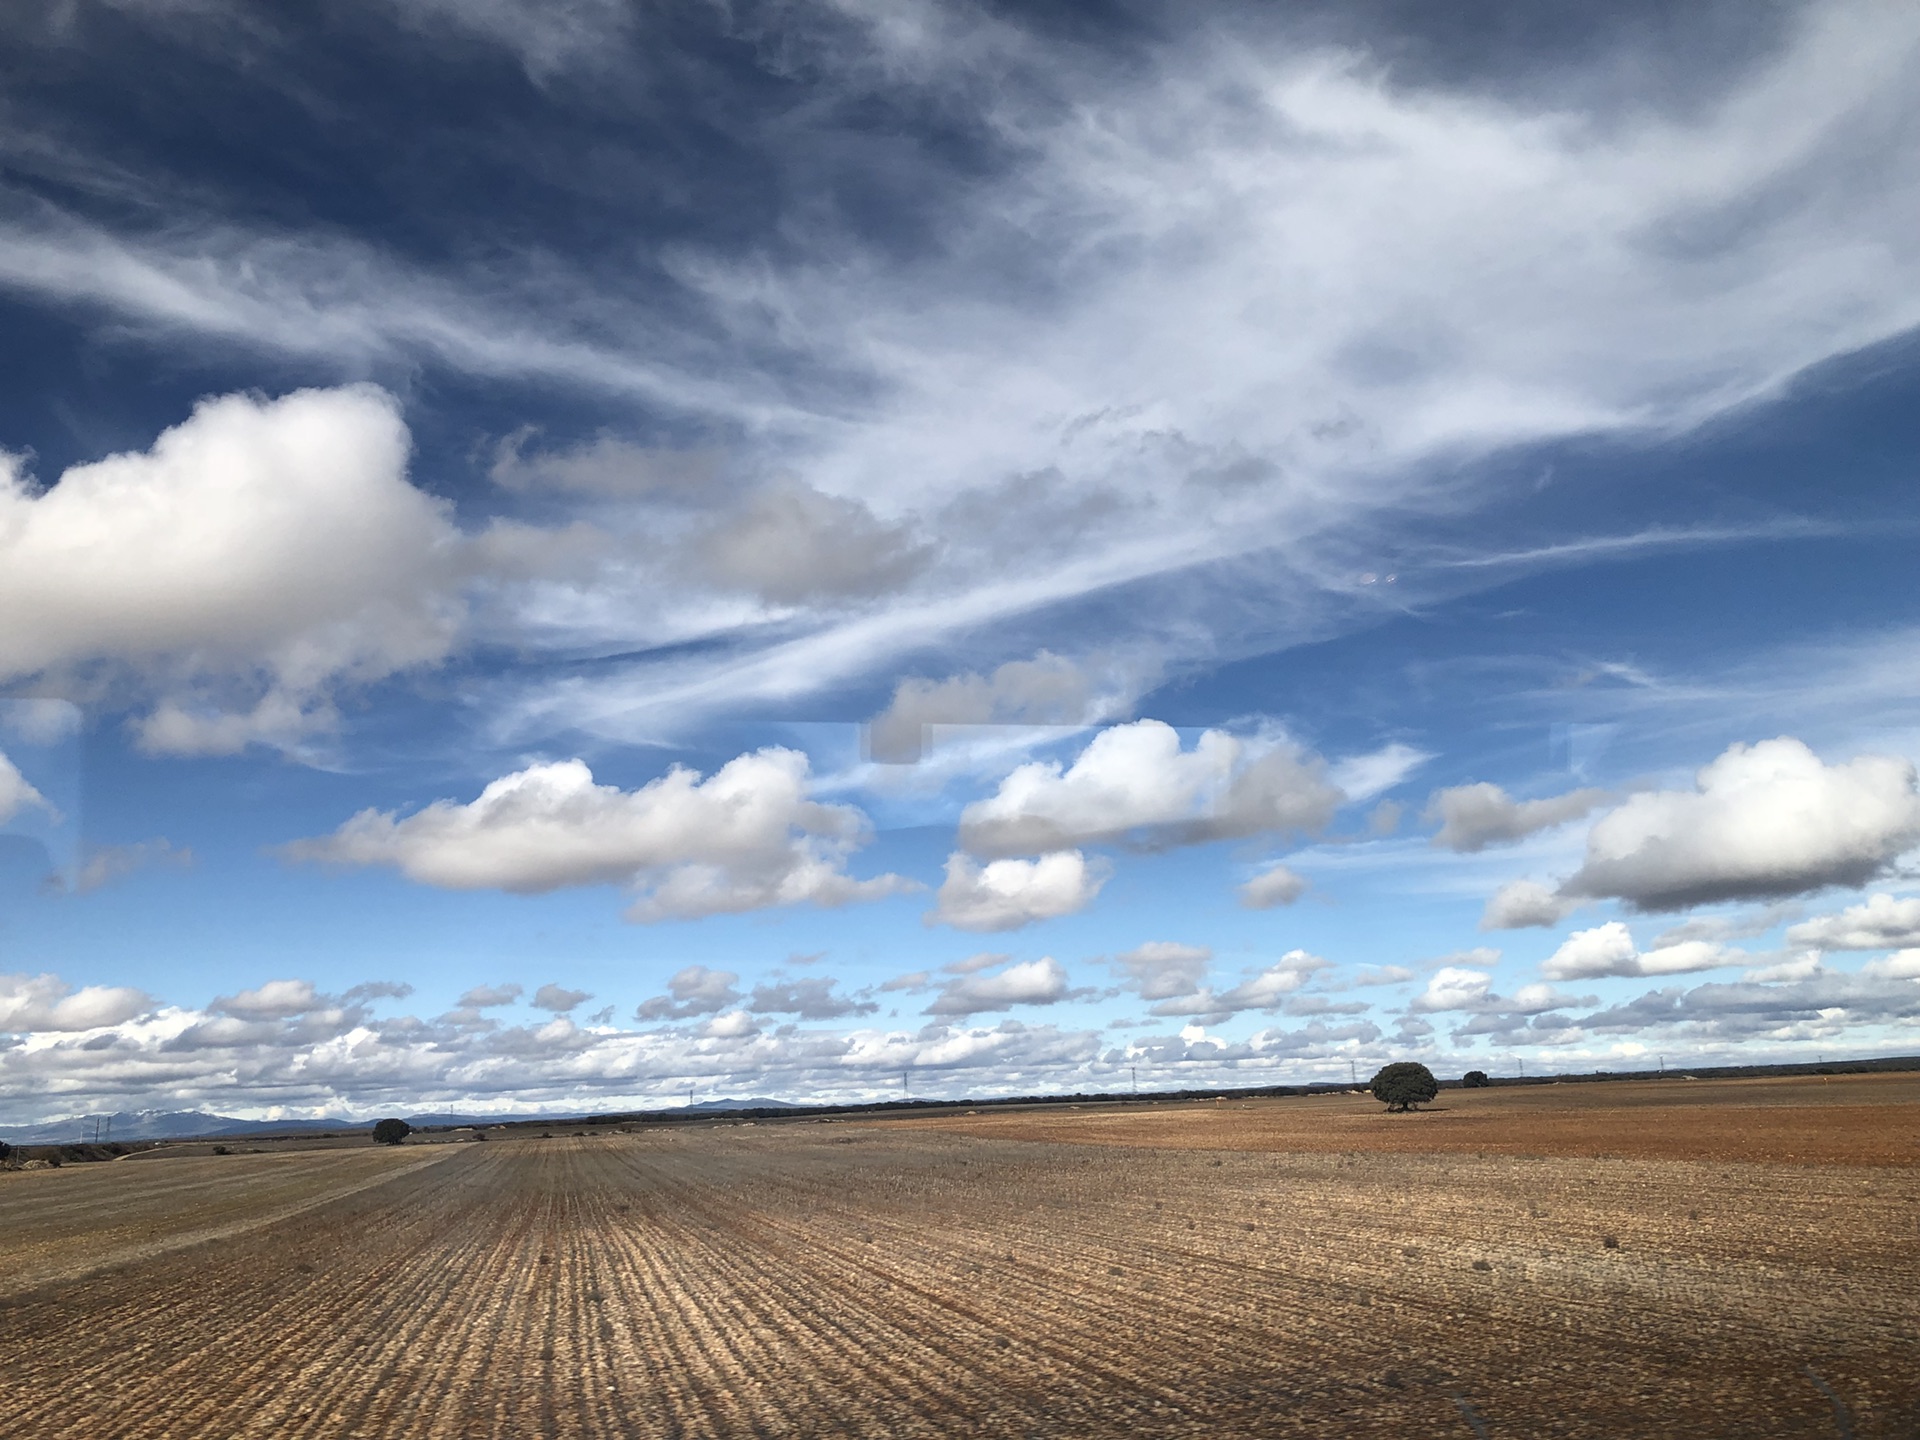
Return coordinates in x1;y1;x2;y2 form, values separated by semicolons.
1;1074;1915;1439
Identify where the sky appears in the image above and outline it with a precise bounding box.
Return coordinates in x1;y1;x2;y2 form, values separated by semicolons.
2;0;1920;1121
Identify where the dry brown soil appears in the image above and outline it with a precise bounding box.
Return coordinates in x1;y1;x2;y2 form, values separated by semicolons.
0;1075;1914;1439
893;1071;1920;1167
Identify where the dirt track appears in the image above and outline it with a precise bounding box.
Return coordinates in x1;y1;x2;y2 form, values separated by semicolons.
0;1083;1916;1438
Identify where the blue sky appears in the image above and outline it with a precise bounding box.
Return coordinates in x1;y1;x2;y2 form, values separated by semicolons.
2;0;1920;1120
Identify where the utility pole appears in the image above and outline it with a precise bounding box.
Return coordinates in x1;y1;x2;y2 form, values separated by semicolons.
901;1067;910;1102
1348;1059;1358;1087
686;1081;695;1109
1517;1056;1525;1079
1130;1064;1138;1096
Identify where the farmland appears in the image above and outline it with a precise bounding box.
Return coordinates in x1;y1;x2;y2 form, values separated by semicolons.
0;1075;1915;1438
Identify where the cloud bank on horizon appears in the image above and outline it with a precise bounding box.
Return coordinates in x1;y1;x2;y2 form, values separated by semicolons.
1;0;1919;1119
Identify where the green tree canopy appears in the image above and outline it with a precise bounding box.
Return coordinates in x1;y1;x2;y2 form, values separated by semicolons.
371;1118;412;1146
1369;1062;1440;1112
1461;1069;1491;1088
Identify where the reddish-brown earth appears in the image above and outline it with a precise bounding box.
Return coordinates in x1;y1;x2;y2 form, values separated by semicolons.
0;1075;1914;1438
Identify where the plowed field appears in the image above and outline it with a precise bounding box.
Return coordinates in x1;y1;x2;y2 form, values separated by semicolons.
2;1079;1916;1438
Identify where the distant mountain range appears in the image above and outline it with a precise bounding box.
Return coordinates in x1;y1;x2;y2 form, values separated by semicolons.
0;1111;352;1144
0;1097;806;1143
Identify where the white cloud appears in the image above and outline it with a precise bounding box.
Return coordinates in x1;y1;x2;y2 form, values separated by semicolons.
0;387;464;754
1540;922;1742;981
1562;738;1920;910
1427;781;1610;852
1742;953;1825;984
532;984;592;1013
1862;950;1920;980
1412;965;1589;1016
636;966;741;1021
0;750;51;825
693;478;931;606
700;1010;760;1040
746;977;877;1021
1785;893;1920;951
1111;941;1212;1001
1480;878;1578;930
213;979;324;1020
867;651;1134;764
958;720;1342;858
286;748;914;922
0;698;82;746
1413;966;1495;1013
1238;862;1308;909
928;850;1106;932
925;956;1073;1016
0;972;152;1032
1330;743;1431;802
1148;950;1332;1020
458;983;523;1010
2;9;1919;751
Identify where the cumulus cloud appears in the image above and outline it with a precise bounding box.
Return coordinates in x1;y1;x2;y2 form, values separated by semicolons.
958;720;1342;858
1862;950;1920;980
488;431;720;497
532;984;592;1013
0;972;152;1032
211;979;328;1020
867;651;1133;764
0;387;464;754
459;983;523;1010
1480;878;1579;930
0;698;82;746
746;977;878;1021
693;479;932;607
1149;950;1332;1022
0;750;52;825
1111;941;1213;1001
928;850;1106;932
1352;965;1415;986
924;957;1074;1017
1238;862;1308;909
1785;894;1920;951
1411;966;1590;1016
1741;953;1825;984
1577;971;1920;1040
1539;922;1742;981
1413;966;1497;1013
1561;738;1920;911
286;748;914;922
1427;782;1610;852
636;966;740;1021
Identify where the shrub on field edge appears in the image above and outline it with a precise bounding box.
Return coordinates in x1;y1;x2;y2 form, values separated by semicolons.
1462;1070;1491;1088
1369;1062;1440;1113
371;1118;412;1146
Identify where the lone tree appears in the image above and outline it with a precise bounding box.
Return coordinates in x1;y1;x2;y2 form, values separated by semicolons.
1369;1062;1440;1112
371;1118;412;1146
1461;1069;1491;1088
